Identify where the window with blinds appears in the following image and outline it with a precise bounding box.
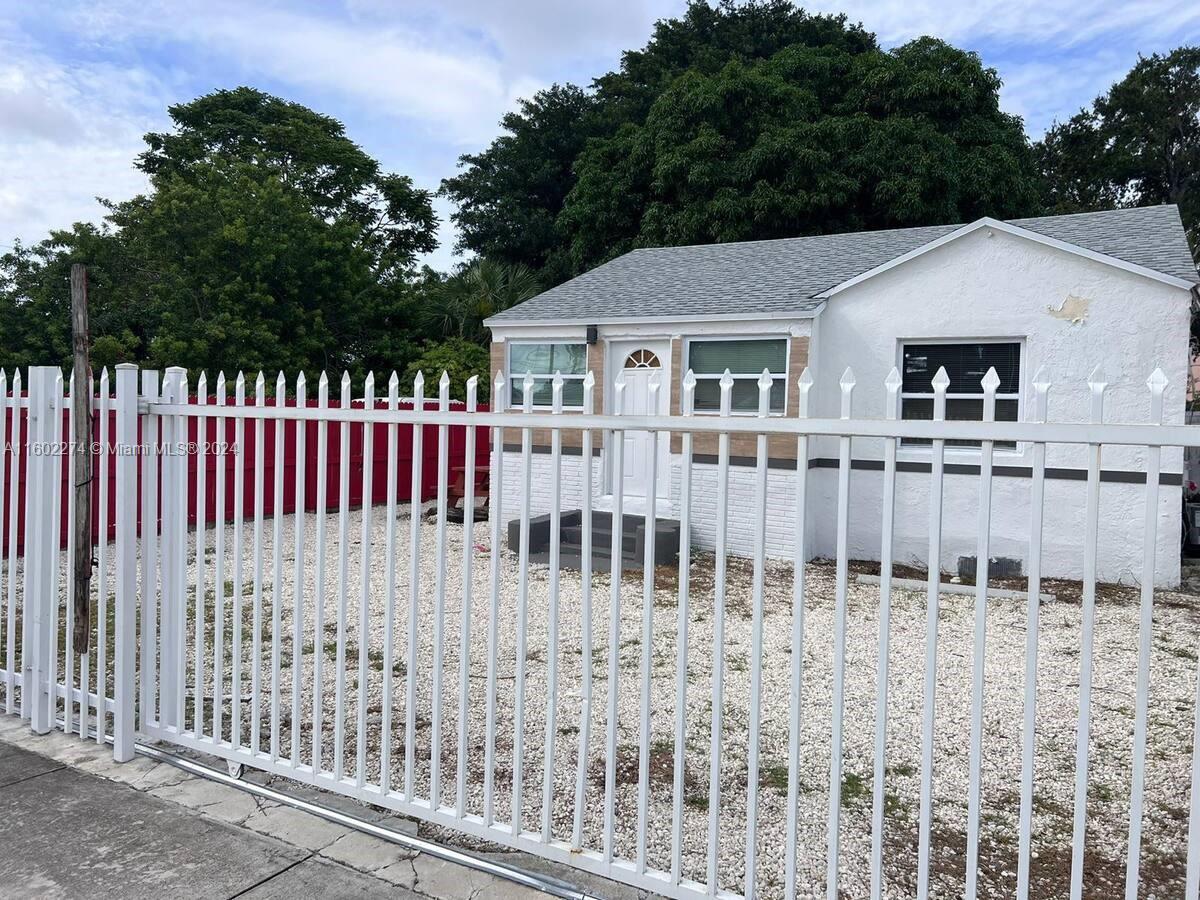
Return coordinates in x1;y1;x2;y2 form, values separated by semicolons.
686;337;788;413
900;342;1021;447
507;342;587;407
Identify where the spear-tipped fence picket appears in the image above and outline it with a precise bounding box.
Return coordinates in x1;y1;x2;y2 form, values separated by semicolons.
0;361;1199;899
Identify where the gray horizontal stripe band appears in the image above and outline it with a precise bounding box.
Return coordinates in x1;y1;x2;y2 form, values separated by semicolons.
502;443;602;457
806;456;1182;486
502;445;1182;485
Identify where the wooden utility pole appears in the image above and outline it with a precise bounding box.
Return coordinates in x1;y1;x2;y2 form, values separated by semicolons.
70;263;92;652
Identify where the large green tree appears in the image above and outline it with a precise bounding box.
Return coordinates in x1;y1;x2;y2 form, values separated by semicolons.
591;0;875;128
441;85;602;283
0;223;145;373
107;158;407;375
442;1;1038;279
1036;46;1200;249
139;87;436;282
560;37;1038;271
0;88;439;379
441;0;877;282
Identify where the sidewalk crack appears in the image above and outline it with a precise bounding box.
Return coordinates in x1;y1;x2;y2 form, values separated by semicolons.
0;766;67;790
224;850;314;899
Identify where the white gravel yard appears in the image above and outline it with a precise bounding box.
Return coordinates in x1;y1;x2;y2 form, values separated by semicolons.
161;506;1200;899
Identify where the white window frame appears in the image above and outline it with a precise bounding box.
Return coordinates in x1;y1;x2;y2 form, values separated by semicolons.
897;337;1024;452
505;340;588;410
683;335;790;417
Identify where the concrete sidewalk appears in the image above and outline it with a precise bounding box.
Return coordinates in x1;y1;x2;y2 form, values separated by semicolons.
0;717;560;899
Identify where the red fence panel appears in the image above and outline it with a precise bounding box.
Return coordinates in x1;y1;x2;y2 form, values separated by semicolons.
0;395;491;552
179;398;491;526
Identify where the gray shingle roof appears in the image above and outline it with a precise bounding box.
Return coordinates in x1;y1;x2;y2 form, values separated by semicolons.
488;205;1198;323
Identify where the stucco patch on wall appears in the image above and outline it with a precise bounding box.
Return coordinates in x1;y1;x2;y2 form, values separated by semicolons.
1047;293;1090;324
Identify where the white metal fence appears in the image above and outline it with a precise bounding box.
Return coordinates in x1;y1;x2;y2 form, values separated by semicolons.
0;367;118;746
3;360;1200;899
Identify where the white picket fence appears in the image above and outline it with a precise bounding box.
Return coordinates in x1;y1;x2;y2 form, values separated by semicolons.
2;360;1200;899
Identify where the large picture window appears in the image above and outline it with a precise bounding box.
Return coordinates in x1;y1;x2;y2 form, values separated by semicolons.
507;342;587;407
900;342;1021;447
687;338;787;413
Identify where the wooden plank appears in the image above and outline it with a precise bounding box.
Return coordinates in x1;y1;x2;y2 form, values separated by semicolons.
70;264;92;652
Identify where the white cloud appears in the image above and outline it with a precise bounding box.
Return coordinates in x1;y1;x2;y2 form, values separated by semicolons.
998;54;1131;136
352;0;679;74
180;10;512;145
814;0;1200;49
0;75;84;144
40;0;619;147
0;31;157;248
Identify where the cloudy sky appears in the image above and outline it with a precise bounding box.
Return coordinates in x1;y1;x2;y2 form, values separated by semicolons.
1;0;1198;271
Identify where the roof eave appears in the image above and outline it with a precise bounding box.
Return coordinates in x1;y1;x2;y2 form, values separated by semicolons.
485;305;825;329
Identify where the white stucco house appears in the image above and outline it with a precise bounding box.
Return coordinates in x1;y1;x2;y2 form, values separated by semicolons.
487;205;1199;586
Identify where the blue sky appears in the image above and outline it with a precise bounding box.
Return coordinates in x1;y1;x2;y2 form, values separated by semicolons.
1;0;1198;271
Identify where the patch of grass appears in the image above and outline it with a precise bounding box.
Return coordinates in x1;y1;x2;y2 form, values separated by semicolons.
759;762;791;796
1033;794;1071;821
684;792;709;812
841;771;869;807
888;761;917;778
323;640;359;663
651;737;674;755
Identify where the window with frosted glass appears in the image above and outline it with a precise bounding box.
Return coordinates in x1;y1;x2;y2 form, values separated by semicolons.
900;342;1020;447
686;338;788;413
507;343;587;407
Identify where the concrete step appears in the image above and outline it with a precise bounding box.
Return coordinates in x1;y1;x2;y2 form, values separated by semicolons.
561;523;638;555
509;509;681;572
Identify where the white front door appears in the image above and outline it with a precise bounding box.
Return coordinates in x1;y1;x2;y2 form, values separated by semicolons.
613;343;669;505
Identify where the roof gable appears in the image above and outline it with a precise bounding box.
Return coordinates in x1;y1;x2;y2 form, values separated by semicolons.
824;216;1198;297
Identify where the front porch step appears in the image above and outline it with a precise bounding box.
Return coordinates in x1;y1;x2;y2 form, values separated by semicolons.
561;523;639;556
507;509;681;572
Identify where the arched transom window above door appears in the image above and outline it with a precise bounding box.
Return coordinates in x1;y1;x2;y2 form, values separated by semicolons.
623;348;661;369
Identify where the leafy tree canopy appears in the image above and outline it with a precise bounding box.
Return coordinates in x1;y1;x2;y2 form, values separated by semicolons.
419;258;540;344
402;337;492;403
140;87;437;281
561;37;1037;270
442;1;1037;279
1;88;439;380
1035;46;1200;250
441;85;602;282
592;0;875;126
0;223;144;373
